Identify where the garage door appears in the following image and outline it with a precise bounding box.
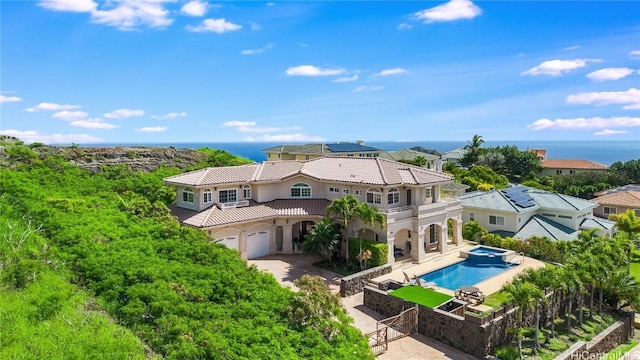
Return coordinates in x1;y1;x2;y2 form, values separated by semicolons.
219;236;238;251
246;231;269;259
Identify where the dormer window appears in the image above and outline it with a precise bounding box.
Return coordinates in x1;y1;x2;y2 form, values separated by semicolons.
242;185;251;199
203;188;212;203
387;188;399;205
182;187;194;203
291;183;311;198
366;188;382;205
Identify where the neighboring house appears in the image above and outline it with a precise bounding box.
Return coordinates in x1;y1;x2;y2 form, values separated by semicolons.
379;148;442;171
540;159;609;176
441;182;471;197
262;141;382;161
594;184;640;197
459;186;615;240
164;157;464;263
591;190;640;218
527;148;547;161
442;147;467;164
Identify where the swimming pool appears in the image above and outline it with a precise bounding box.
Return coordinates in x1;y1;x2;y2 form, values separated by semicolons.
469;246;506;255
418;260;512;291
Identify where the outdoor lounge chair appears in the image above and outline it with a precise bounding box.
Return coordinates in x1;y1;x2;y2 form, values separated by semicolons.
402;271;418;285
414;276;437;289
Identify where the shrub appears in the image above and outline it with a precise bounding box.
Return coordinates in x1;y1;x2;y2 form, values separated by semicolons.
347;238;388;267
495;345;518;360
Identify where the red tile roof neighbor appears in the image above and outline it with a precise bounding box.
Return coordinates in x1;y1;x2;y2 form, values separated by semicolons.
541;159;608;170
591;191;640;208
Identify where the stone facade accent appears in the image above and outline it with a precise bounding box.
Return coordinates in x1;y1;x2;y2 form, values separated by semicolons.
340;264;392;297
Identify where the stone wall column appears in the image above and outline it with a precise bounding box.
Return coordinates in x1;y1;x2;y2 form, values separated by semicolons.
455;219;463;246
433;185;440;203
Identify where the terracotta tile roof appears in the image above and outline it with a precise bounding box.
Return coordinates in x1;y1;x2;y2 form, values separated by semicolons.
541;159;608;170
169;199;330;228
165;157;452;187
591;191;640;208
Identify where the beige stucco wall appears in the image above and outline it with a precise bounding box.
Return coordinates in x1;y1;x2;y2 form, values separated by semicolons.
593;204;638;219
540;168;608;177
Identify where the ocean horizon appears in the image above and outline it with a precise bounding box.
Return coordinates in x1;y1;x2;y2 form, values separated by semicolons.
85;140;639;166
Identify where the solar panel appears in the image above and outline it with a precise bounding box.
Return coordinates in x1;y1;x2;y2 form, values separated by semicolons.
515;200;535;208
510;194;530;202
326;143;379;153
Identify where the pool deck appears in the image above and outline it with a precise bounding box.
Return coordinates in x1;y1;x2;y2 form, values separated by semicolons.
372;244;545;300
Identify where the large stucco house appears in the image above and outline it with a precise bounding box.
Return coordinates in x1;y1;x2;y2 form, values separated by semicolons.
459;186;615;240
262;141;382;161
164;157;464;263
540;159;609;176
591;188;640;218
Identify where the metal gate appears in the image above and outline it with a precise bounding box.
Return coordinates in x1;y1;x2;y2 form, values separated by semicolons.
367;307;418;355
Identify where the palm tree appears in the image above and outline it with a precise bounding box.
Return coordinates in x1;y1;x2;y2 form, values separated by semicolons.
610;209;640;243
604;270;640;311
462;134;484;167
414;155;427;167
559;267;581;333
302;218;341;263
326;194;360;261
355;202;386;269
502;280;541;359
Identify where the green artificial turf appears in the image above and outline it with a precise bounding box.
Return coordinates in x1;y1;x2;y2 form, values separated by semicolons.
389;286;453;308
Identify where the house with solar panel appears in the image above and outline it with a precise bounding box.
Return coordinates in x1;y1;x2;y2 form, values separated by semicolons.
164;157;464;261
261;141;383;161
459;186;615;240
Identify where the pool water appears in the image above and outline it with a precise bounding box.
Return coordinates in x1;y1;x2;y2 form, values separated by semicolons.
469;246;506;255
418;261;511;291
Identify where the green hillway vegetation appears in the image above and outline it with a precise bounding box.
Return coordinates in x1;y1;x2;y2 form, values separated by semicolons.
0;141;374;359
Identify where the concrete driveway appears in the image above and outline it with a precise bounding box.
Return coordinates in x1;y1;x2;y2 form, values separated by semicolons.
248;254;479;360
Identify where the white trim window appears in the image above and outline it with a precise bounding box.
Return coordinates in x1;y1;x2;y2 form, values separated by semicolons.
366;188;382;205
291;183;311;198
489;215;505;226
343;189;350;194
469;212;475;221
425;188;432;198
242;185;251;199
387;188;399;205
219;189;237;203
603;206;617;215
355;190;363;196
182;187;194;203
329;187;340;193
203;188;212;204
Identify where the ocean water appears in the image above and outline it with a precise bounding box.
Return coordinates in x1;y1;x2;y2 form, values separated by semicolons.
90;141;639;166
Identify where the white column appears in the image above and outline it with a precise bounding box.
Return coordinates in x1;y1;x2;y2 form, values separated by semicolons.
386;235;395;265
455;220;463;246
282;225;293;254
416;232;426;262
433;185;440;202
439;224;448;254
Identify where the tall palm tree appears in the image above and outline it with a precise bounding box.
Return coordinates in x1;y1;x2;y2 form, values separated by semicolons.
326;194;360;261
414;155;427;167
355;202;386;269
502;280;541;359
302;218;341;263
604;270;640;311
610;209;640;243
559;267;581;333
463;134;485;167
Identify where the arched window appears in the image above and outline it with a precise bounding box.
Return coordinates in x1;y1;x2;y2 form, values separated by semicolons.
291;183;311;198
203;188;212;203
242;185;251;199
182;187;194;203
366;188;382;205
387;188;399;205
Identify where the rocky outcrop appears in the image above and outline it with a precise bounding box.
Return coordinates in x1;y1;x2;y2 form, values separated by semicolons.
0;136;210;172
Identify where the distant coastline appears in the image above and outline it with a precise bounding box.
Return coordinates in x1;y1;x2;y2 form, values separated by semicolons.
83;140;639;166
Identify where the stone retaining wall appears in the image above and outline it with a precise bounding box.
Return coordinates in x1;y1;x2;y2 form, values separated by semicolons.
363;286;414;318
340;264;392;297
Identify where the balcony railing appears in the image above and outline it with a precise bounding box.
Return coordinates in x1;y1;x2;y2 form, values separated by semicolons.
220;200;250;210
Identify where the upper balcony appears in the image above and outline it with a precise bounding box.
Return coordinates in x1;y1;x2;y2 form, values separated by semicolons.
382;198;462;223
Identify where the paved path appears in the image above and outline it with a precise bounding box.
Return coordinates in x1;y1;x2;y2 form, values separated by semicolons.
249;254;479;360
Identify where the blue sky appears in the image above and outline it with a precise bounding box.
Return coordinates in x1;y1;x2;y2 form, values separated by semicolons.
1;0;639;144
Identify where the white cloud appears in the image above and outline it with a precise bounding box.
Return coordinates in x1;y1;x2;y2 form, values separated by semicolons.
241;43;274;55
285;65;345;76
333;75;359;83
39;0;97;12
412;0;482;23
398;23;413;30
104;108;145;119
187;18;242;33
26;102;80;112
181;1;208;17
353;85;383;92
594;129;629;136
373;68;407;77
0;95;23;103
527;116;640;130
223;121;257;127
586;67;636;82
522;59;601;76
563;45;581;51
250;22;261;30
566;88;640;110
136;127;167;132
243;134;326;142
630;50;640;59
266;2;275;6
151;112;187;120
52;111;89;120
71;119;118;129
91;1;173;30
0;129;101;144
